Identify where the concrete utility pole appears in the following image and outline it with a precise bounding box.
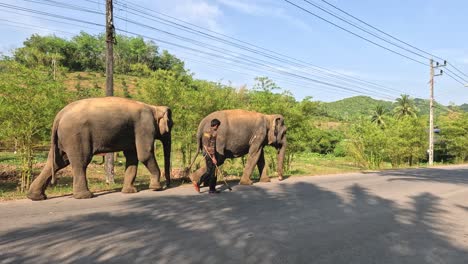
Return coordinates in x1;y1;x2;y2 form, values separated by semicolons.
105;0;115;184
428;59;445;166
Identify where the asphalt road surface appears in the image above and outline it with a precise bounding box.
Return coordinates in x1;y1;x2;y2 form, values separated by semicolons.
1;165;468;264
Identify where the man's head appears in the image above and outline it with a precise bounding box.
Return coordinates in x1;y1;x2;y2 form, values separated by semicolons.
211;118;221;130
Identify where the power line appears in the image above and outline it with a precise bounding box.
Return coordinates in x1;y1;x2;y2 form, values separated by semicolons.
0;18;76;36
21;0;413;98
444;68;468;84
0;8;102;32
300;0;432;61
317;0;445;61
115;27;397;99
1;0;399;99
111;0;416;97
0;3;103;27
444;71;467;86
447;62;468;80
172;48;394;99
79;0;408;97
315;0;468;87
282;0;428;66
3;0;423;99
112;15;400;98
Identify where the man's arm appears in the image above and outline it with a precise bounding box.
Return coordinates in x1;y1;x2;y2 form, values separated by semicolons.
202;133;217;165
203;145;217;165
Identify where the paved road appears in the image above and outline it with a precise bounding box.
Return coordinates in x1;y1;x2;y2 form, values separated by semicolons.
1;165;468;264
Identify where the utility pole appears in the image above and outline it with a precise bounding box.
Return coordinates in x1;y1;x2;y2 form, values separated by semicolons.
52;54;56;81
105;0;115;184
428;59;445;166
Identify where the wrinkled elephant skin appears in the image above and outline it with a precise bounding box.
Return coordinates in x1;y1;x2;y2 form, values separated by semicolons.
27;97;173;200
191;109;287;185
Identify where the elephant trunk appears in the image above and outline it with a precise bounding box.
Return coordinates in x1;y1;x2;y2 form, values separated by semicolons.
162;134;171;188
277;139;287;181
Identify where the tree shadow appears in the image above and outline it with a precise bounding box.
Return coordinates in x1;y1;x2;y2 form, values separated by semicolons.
377;166;468;185
0;181;467;263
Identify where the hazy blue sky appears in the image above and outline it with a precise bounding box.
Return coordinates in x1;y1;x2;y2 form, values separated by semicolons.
0;0;467;104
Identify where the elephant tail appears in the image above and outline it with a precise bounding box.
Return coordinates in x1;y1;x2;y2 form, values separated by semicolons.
50;117;60;185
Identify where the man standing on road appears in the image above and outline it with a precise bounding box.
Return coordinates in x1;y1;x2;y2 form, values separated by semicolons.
193;118;221;194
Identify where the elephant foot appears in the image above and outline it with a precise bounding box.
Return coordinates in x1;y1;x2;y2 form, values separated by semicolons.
73;191;94;199
27;192;47;201
149;182;163;191
259;177;271;183
239;179;253;185
278;176;284;181
121;186;138;193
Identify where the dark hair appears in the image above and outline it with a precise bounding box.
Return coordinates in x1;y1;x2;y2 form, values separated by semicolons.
211;118;221;127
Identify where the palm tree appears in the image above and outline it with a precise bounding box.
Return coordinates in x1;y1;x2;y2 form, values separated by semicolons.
393;94;418;118
371;105;387;127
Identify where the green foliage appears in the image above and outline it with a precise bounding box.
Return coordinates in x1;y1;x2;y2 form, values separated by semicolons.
437;112;468;162
322;95;459;121
393;94;418;118
13;33;186;75
322;96;392;121
384;117;426;167
371;104;388;127
0;61;69;191
2;32;468;187
122;79;131;98
459;103;468;112
345;119;388;169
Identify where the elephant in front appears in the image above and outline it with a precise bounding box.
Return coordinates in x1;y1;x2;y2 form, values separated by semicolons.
27;97;173;200
191;109;287;185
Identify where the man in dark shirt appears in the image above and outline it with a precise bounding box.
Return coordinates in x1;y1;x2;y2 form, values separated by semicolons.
194;118;221;194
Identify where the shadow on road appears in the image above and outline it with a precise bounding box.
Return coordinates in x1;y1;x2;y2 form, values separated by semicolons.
0;181;467;263
377;166;468;185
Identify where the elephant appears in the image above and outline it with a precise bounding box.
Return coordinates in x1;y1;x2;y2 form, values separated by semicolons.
27;97;173;200
190;109;287;185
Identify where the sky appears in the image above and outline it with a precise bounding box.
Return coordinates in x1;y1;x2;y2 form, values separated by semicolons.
0;0;467;105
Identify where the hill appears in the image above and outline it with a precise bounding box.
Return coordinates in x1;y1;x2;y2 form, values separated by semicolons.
460;104;468;112
320;96;392;121
413;98;450;116
321;96;464;121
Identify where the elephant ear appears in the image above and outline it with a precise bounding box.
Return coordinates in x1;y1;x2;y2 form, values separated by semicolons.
268;115;284;145
156;107;172;135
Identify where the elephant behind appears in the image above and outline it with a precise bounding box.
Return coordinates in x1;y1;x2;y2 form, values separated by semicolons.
191;109;287;185
27;97;172;200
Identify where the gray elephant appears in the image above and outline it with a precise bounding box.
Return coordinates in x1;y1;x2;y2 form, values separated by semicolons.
191;109;287;185
27;97;172;200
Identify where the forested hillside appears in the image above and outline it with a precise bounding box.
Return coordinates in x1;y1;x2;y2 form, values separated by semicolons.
321;96;461;121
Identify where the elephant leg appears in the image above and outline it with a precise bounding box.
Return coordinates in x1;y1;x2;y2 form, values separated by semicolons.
190;166;207;185
258;150;270;182
68;147;93;199
121;149;138;193
240;146;263;185
70;162;93;199
27;153;69;201
135;133;162;190
141;156;163;191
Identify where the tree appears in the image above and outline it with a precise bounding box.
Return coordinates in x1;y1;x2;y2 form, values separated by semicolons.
384;116;426;167
72;32;105;71
0;61;69;191
437;112;468;162
14;34;75;70
371;104;388;127
394;94;418;118
345;119;388;169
